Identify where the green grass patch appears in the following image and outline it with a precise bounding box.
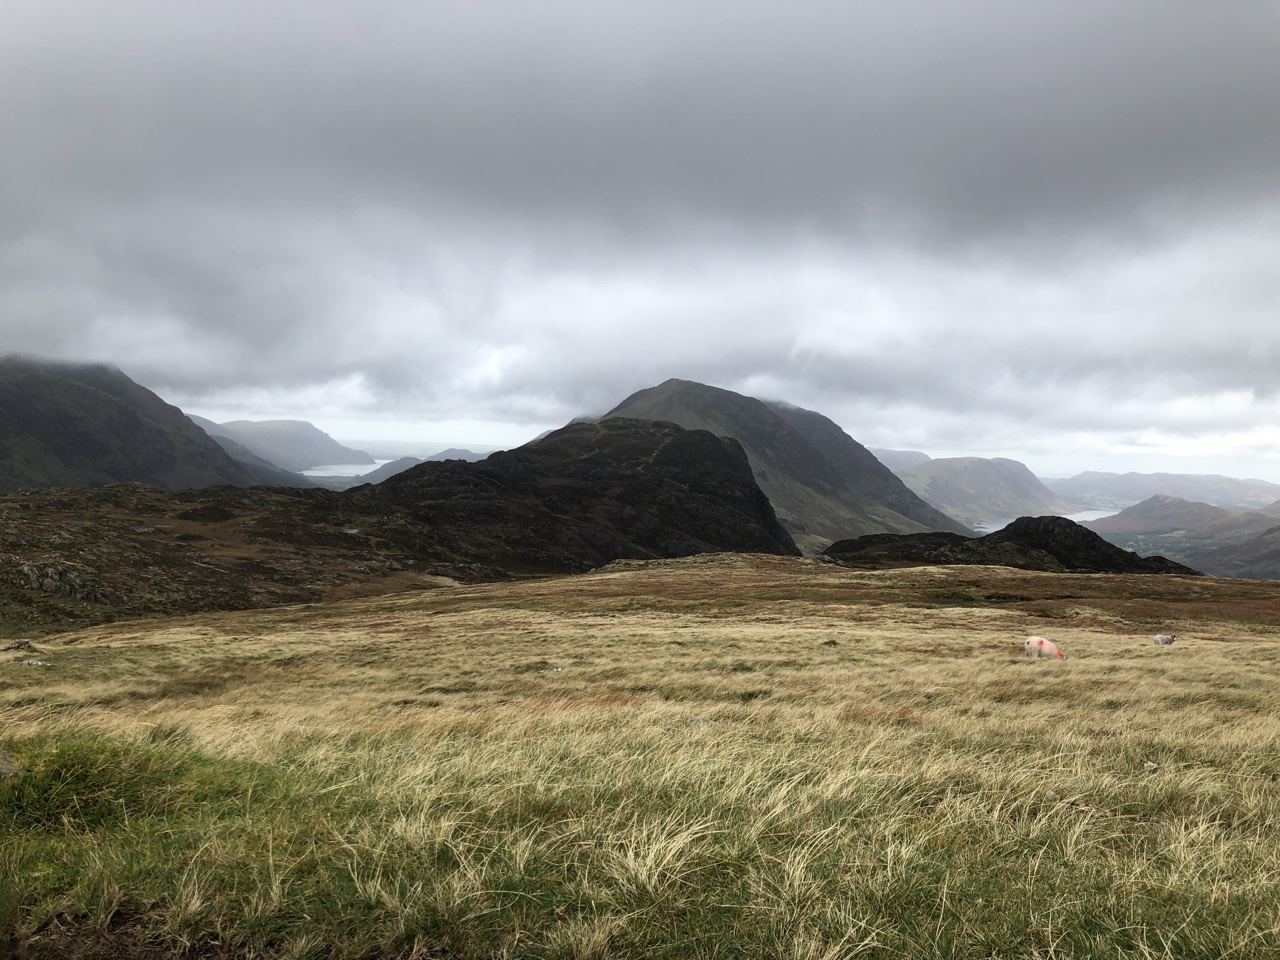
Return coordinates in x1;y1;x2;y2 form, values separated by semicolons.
6;719;1280;959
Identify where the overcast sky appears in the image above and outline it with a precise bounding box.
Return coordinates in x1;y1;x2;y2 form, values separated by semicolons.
4;2;1280;478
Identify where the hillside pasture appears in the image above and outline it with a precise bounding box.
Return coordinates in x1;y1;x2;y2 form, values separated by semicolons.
4;555;1280;958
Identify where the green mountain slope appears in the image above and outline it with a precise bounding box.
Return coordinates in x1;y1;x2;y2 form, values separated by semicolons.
894;456;1085;528
1187;525;1280;580
603;379;970;552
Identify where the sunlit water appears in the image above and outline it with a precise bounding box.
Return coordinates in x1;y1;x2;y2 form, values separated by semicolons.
972;510;1118;535
301;460;393;477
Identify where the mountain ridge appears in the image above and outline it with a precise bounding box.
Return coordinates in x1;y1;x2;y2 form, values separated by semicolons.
893;456;1085;527
824;515;1199;576
1045;471;1280;512
195;418;374;472
604;378;971;551
0;357;286;491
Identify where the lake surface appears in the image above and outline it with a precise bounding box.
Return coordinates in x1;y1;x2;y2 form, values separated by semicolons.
971;510;1118;535
301;460;393;477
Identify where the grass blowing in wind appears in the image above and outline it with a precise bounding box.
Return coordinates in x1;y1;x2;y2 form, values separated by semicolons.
4;555;1280;957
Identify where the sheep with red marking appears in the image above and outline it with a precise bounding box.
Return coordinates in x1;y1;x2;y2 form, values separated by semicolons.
1024;636;1066;659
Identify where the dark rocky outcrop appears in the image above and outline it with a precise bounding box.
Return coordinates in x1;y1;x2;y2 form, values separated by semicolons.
824;515;1200;576
0;419;798;632
358;417;799;574
604;379;970;552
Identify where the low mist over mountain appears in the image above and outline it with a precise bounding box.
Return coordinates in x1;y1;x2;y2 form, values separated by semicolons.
1045;471;1280;512
893;457;1085;528
604;379;969;552
870;448;932;471
193;418;374;472
824;516;1199;577
0;357;285;492
186;421;314;487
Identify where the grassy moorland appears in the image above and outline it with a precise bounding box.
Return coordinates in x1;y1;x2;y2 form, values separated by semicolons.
4;554;1280;958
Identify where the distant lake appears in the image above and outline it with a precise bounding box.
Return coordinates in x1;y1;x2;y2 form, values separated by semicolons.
301;460;394;477
972;510;1117;535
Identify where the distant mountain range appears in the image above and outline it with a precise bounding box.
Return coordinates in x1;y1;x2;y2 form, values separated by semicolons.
0;357;288;491
423;448;487;462
824;515;1199;577
1044;471;1280;512
604;379;970;551
1081;495;1280;577
304;457;425;491
869;448;932;471
190;416;373;472
892;456;1085;528
11;358;1280;583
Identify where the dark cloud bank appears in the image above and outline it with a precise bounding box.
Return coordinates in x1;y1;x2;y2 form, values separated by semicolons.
3;1;1279;476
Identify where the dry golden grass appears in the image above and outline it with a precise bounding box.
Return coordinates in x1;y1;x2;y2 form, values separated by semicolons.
5;554;1280;958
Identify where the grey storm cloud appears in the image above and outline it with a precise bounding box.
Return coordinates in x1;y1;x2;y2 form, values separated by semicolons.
2;0;1280;474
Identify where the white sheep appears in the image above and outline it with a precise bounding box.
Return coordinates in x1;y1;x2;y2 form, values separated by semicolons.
1154;633;1177;646
1024;636;1066;659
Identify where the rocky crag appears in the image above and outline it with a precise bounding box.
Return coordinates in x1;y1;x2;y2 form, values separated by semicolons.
0;418;797;634
604;378;970;551
823;515;1200;576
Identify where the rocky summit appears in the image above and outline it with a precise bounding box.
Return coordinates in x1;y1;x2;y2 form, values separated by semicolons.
604;378;971;552
823;515;1201;576
0;418;797;634
358;417;799;573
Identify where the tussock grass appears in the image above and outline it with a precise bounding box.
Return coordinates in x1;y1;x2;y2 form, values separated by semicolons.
5;555;1280;957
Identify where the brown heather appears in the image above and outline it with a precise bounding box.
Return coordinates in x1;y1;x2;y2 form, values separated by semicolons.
4;554;1280;958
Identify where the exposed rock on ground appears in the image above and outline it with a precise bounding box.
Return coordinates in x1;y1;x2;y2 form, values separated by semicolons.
824;515;1201;576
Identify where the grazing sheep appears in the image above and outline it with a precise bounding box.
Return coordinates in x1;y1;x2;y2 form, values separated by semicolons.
1025;636;1066;659
1154;633;1177;646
